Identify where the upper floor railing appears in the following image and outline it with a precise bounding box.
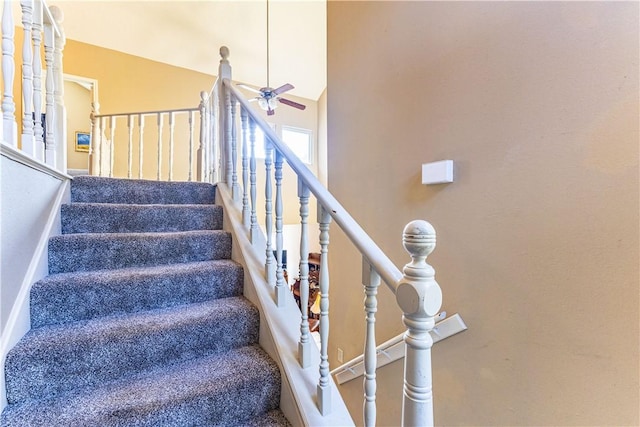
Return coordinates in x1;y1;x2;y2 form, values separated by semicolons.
1;0;66;172
215;46;443;426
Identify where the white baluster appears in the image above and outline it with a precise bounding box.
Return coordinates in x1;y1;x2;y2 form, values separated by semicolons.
2;0;17;145
43;20;55;167
204;96;211;182
212;91;220;183
224;89;232;186
32;0;43;160
231;97;239;200
264;139;274;285
168;111;175;181
274;149;286;306
51;6;66;172
138;114;144;179
240;107;250;227
188;110;194;181
317;206;332;415
197;91;208;181
89;102;99;175
249;119;258;242
109;116;116;177
156;112;163;180
20;0;34;154
99;116;106;176
363;260;380;426
298;179;311;368
187;111;193;181
127;115;133;178
397;220;442;427
1;2;14;142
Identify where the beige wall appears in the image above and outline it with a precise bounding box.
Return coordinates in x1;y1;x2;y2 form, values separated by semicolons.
63;39;216;180
64;80;92;171
327;2;639;426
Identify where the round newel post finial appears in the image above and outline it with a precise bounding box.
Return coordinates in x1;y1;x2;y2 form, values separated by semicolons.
219;46;230;61
397;220;441;317
403;219;436;260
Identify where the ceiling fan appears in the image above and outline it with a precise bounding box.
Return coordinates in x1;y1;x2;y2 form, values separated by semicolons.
238;0;306;116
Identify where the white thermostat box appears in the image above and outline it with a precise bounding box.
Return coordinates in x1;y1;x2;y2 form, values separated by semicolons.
421;160;454;185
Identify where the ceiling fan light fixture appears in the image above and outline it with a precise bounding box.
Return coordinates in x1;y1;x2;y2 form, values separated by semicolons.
258;98;269;110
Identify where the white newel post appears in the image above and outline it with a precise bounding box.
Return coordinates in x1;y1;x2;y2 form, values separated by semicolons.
218;46;231;185
51;6;66;173
2;0;17;145
397;220;442;427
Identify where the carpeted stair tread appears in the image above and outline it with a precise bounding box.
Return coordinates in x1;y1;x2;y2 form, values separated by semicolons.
49;230;232;274
1;345;282;427
31;260;244;327
61;203;223;234
70;176;216;205
243;409;292;427
5;296;259;404
3;175;286;425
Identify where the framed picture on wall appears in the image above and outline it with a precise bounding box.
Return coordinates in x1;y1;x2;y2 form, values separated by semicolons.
75;132;90;152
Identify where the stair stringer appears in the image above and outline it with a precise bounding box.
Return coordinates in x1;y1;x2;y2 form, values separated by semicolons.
216;184;354;427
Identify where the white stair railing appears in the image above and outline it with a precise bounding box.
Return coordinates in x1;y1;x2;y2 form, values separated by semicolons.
90;102;215;182
215;46;443;426
1;0;66;172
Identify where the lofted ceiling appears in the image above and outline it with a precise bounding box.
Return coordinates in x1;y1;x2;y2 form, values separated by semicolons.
52;0;327;101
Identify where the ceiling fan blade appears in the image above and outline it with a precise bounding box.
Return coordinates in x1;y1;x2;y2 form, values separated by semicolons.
248;97;258;103
267;108;275;116
278;97;306;110
238;83;263;95
272;83;294;95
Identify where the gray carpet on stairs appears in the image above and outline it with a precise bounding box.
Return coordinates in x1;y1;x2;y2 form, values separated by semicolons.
49;230;232;274
61;203;224;234
31;260;244;327
1;177;290;427
70;176;216;205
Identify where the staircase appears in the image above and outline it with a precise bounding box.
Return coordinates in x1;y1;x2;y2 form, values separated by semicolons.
1;176;290;426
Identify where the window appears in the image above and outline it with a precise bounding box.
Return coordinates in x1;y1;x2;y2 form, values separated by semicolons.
250;125;313;165
281;126;312;164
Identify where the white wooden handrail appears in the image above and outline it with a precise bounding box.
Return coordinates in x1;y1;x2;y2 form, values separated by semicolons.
223;79;403;293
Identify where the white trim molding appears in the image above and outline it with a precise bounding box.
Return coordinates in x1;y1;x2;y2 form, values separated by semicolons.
1;141;72;180
331;313;467;385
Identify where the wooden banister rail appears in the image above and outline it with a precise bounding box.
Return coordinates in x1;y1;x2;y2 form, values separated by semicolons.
217;46;443;426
